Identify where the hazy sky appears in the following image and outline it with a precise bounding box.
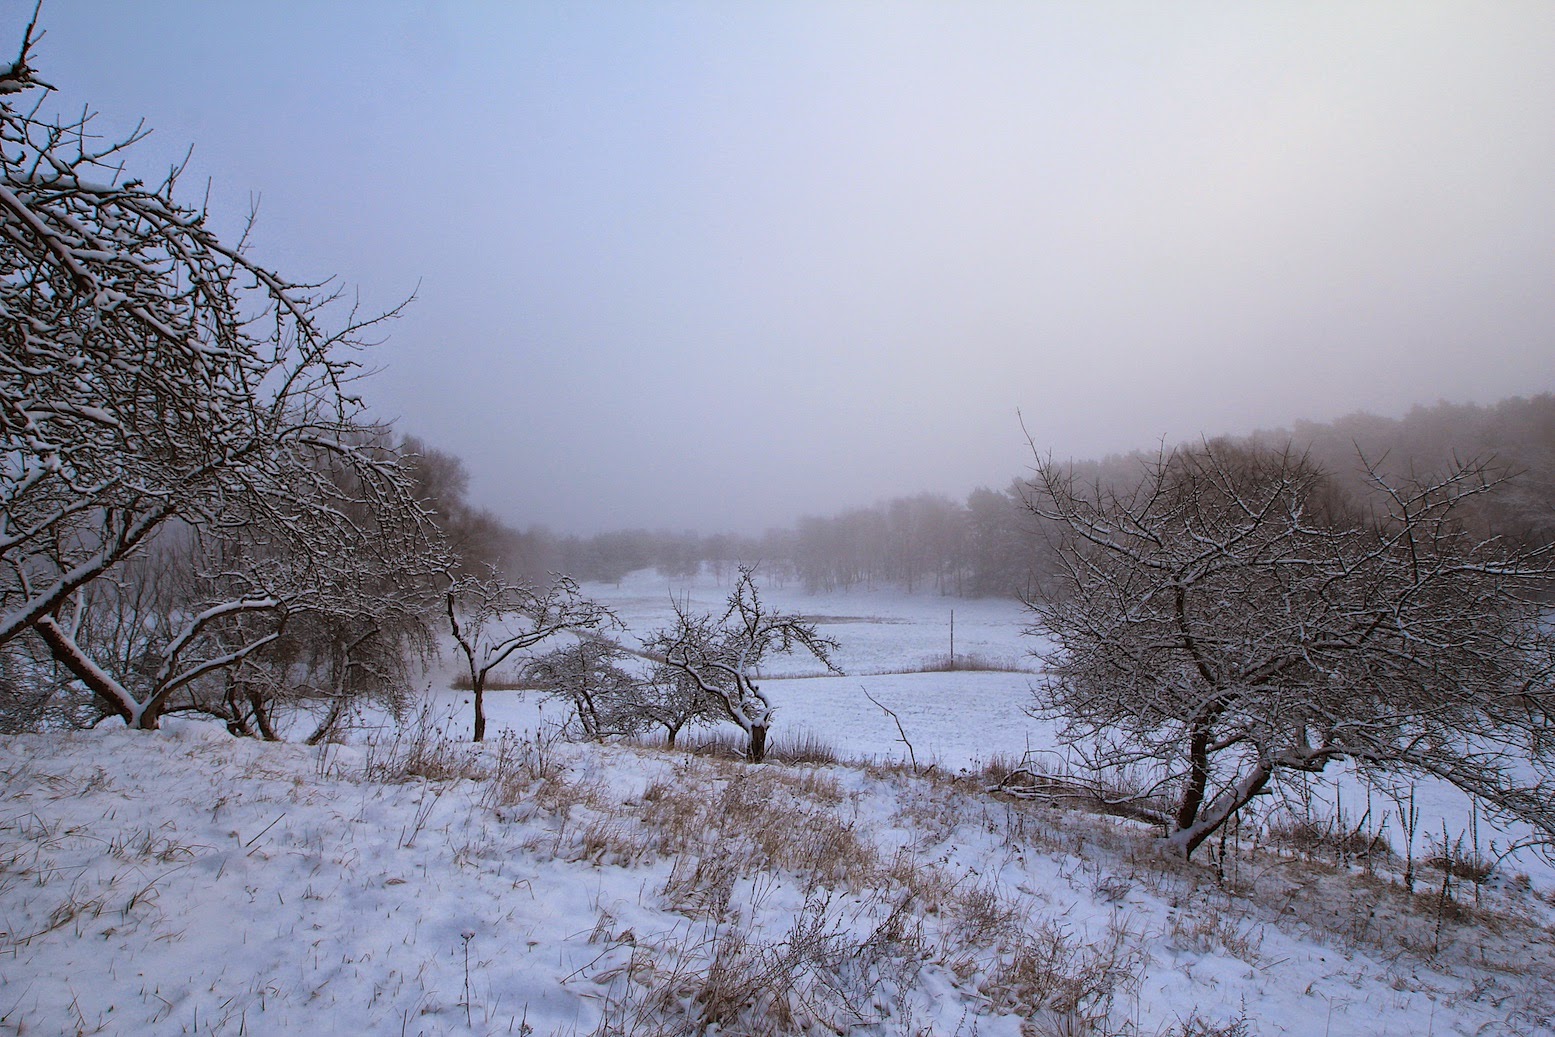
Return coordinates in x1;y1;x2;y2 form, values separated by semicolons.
8;3;1554;533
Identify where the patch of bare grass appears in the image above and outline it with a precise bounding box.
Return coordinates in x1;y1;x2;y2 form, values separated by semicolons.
1265;813;1392;863
448;670;532;691
912;651;1033;673
359;698;482;783
631;726;841;766
636;765;869;889
522;748;1168;1035
1423;828;1497;886
480;727;606;822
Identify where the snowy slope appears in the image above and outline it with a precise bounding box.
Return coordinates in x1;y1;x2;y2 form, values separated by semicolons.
3;718;1553;1036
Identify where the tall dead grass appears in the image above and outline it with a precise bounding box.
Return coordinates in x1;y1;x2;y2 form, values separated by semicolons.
350;712;1555;1035
525;750;1148;1035
628;727;841;766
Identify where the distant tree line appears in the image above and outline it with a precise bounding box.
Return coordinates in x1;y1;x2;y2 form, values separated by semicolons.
495;394;1555;601
449;487;1049;599
779;489;1045;597
1249;394;1555;547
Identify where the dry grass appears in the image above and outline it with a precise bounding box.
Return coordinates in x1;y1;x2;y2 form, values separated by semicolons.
1422;828;1497;885
578;892;906;1037
1265;814;1393;862
629;727;841;766
10;716;1553;1036
935;752;1555;1016
636;764;867;889
358;698;484;783
1154;1014;1254;1037
447;670;533;691
493;745;1158;1035
911;651;1034;673
269;718;1555;1032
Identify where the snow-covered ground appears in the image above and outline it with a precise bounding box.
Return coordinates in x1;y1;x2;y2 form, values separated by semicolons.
4;568;1554;1035
467;569;1555;891
4;715;1554;1035
456;568;1049;761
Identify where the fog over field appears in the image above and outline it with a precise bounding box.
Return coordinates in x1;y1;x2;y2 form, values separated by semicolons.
9;7;1555;1033
6;3;1554;532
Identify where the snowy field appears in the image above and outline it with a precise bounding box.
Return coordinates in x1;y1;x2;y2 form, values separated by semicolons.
4;709;1554;1035
449;569;1555;892
3;568;1555;1036
438;568;1045;770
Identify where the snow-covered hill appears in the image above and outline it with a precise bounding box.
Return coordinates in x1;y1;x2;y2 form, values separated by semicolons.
3;717;1553;1036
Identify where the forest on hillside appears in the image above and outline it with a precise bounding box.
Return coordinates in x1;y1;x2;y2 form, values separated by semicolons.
481;394;1555;598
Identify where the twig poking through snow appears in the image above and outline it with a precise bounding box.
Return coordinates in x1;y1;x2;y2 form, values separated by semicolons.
243;812;285;852
862;685;918;774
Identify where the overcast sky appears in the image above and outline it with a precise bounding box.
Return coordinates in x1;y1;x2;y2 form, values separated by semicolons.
8;3;1554;533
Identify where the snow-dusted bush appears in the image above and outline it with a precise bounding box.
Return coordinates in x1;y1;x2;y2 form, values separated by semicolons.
525;638;647;741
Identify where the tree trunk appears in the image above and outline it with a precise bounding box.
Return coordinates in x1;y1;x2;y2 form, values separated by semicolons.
303;696;348;746
1166;760;1274;858
577;693;596;740
246;684;282;741
1176;716;1213;832
304;642;355;745
473;683;487;742
138;694;171;730
748;723;767;763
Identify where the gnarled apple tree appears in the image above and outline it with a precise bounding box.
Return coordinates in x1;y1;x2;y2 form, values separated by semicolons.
646;567;839;762
1025;441;1555;857
1;28;436;728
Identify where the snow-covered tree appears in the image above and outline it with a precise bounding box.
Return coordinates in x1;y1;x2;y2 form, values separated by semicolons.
0;30;393;630
632;659;724;749
524;637;645;741
446;570;614;742
0;23;441;730
35;432;443;733
1025;441;1555;857
43;529;288;732
645;567;839;762
525;635;730;748
197;437;444;742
